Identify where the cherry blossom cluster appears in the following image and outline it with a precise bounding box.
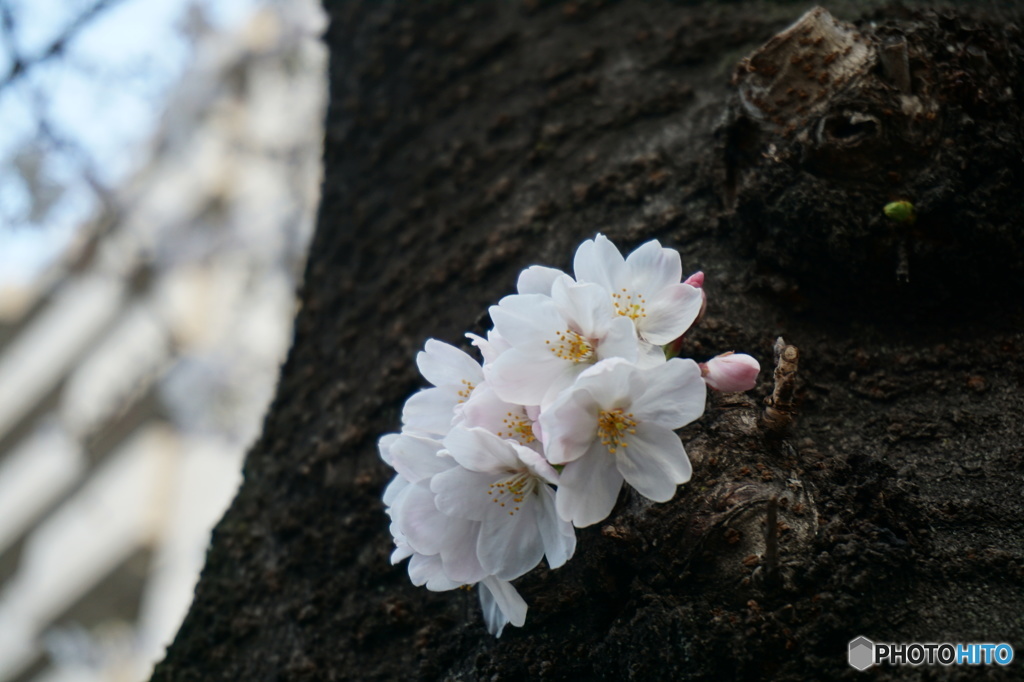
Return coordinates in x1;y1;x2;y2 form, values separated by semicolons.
379;234;760;637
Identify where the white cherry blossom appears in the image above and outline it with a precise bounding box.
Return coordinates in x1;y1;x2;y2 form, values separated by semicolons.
574;234;704;347
380;434;532;636
402;339;483;437
486;277;639;407
380;233;760;637
432;426;576;580
540;357;706;527
381;433;487;586
454;383;541;452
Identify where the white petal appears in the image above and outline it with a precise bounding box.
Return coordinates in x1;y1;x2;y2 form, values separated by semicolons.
391;542;414;564
397;482;464;556
539;387;600;464
531;415;545;444
574;233;627;292
386;483;415;523
636;340;668;368
387;433;450;483
571;357;636;409
443;426;519;472
594;316;640;363
440;523;487;584
538;365;590;410
378;433;400;466
514;445;560;486
408;553;461;591
489;294;566;351
551;278;616;338
402;387;459;437
478;501;545;580
517;265;567;295
382;474;409;507
639;283;703;344
479;576;527;637
536;484;576;568
631;358;706;429
487;348;579;407
431;467;496;521
615;422;691;502
466;330;510;365
624;239;682;295
417;339;483;388
555;444;623;527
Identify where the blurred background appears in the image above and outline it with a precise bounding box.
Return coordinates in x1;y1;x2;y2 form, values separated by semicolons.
0;0;327;679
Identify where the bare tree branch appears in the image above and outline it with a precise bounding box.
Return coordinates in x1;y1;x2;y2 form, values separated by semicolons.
0;0;129;91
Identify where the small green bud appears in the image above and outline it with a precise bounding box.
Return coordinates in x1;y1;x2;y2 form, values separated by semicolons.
883;200;916;224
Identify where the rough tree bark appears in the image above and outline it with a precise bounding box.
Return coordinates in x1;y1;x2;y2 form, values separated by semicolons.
153;1;1023;680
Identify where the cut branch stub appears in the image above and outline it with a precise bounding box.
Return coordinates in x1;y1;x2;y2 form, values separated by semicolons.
762;336;799;433
730;6;940;181
734;7;873;135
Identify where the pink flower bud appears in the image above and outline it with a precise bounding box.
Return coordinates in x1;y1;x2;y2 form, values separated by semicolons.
700;352;760;392
684;271;707;328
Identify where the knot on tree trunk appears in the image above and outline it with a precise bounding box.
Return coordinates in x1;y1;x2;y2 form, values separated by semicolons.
720;6;1024;314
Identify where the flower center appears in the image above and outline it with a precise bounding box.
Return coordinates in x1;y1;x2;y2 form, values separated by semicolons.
456;379;476;402
496;412;537;445
486;472;535;515
545;329;595;364
597;408;637;454
612;288;647;321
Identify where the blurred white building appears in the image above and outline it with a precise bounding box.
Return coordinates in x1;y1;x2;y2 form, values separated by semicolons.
0;2;326;680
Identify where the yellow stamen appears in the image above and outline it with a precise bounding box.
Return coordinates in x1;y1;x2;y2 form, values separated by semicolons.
545;329;595;363
496;411;537;445
487;472;534;516
611;287;648;321
456;379;476;402
597;408;637;454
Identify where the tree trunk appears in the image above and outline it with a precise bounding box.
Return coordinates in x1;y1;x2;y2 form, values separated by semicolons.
153;1;1024;680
